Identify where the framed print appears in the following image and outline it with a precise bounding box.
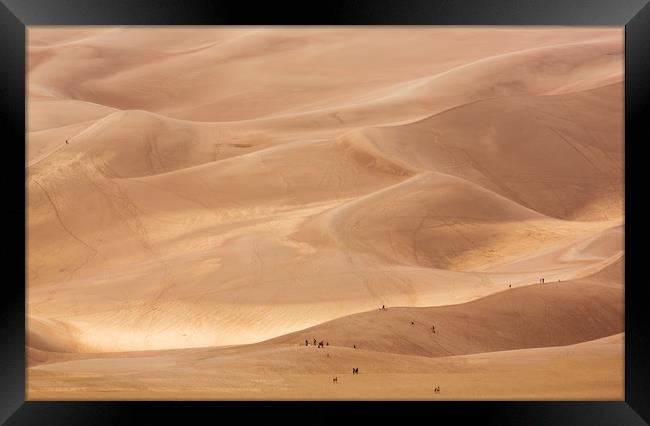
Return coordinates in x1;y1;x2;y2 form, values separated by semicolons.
1;0;648;424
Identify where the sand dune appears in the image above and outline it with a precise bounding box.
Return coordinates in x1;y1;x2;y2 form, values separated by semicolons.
26;27;623;399
269;257;623;357
28;28;619;122
28;333;624;400
27;256;623;398
26;220;621;352
346;83;623;220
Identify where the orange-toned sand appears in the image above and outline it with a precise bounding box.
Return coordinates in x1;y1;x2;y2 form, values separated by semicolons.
26;27;624;400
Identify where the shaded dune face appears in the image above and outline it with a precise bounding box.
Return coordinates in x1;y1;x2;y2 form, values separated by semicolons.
26;27;623;398
355;83;623;221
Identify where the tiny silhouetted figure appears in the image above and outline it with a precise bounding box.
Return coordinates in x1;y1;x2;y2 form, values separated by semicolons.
382;304;385;310
333;376;337;383
305;339;308;346
314;338;317;346
326;342;329;346
65;140;68;144
432;325;435;333
542;278;544;283
411;321;415;325
509;284;511;288
353;344;356;349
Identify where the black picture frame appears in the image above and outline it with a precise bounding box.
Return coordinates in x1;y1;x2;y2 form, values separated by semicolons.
2;0;648;424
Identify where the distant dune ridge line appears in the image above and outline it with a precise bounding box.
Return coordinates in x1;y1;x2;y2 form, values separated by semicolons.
26;27;623;400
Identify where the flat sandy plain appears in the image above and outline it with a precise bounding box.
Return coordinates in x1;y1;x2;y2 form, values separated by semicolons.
26;27;624;400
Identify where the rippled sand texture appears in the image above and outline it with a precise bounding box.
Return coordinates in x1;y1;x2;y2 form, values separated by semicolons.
27;27;624;400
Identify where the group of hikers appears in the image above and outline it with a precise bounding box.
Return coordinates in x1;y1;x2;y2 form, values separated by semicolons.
539;277;562;283
506;277;560;288
331;368;360;383
312;304;441;384
306;341;354;348
305;338;329;348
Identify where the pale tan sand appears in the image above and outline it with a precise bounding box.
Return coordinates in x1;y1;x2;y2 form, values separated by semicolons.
27;259;623;400
27;333;624;401
26;27;623;399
